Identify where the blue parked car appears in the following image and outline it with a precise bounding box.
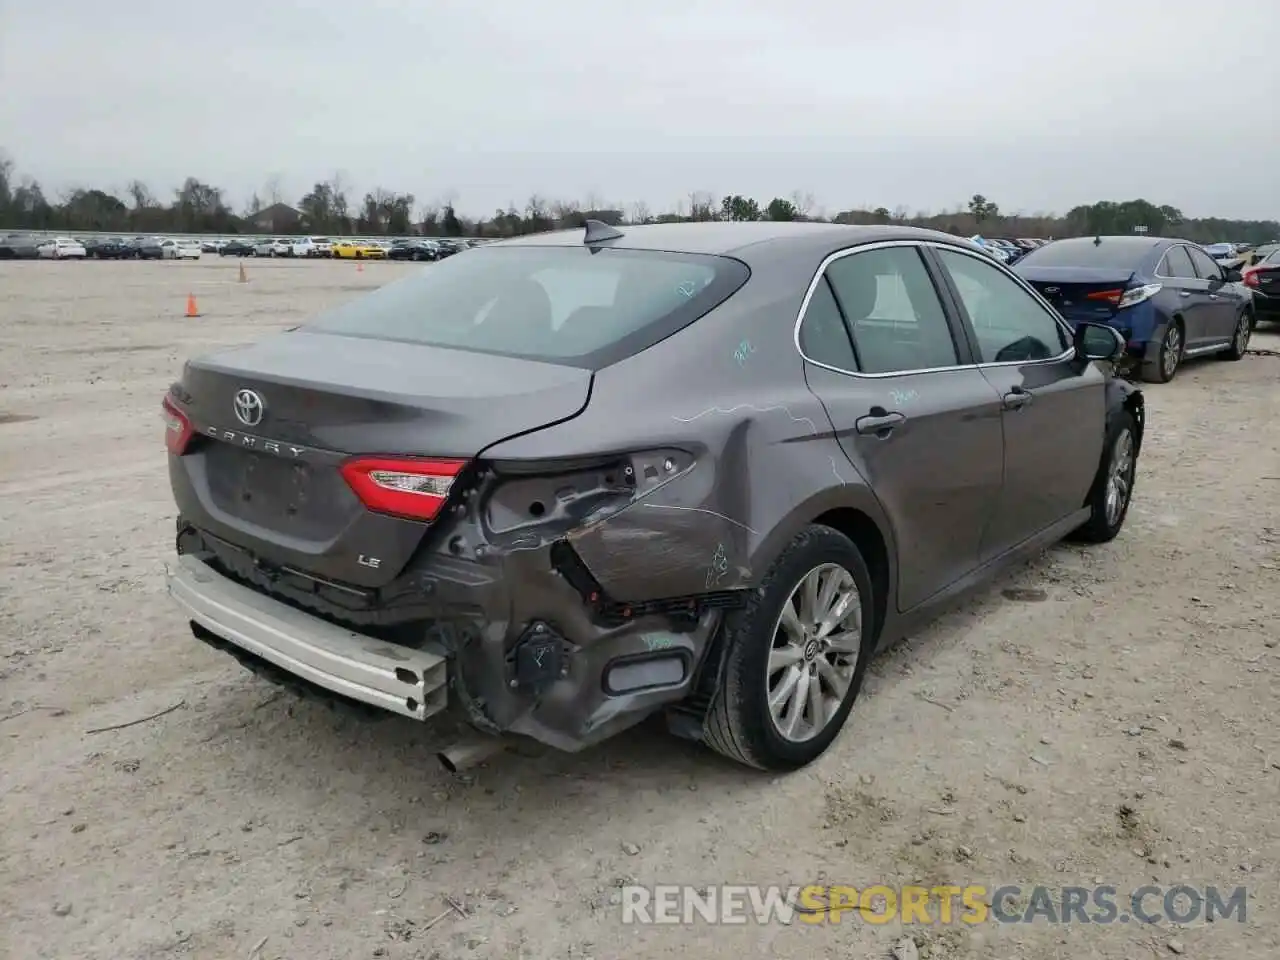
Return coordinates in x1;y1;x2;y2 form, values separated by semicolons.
1014;236;1254;383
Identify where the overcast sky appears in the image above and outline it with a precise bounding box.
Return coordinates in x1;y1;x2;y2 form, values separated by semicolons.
2;0;1277;220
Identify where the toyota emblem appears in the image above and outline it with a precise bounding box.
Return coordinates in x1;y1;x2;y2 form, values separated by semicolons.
233;389;264;427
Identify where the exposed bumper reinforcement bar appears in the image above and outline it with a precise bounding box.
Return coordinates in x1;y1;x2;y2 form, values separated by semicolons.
167;554;447;721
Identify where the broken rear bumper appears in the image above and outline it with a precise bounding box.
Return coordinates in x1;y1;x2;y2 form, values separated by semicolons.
167;554;448;721
167;542;728;753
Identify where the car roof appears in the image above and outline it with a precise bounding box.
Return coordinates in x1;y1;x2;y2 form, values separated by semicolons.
488;221;964;258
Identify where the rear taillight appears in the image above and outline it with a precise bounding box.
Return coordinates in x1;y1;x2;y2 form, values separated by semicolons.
1087;283;1161;309
1243;269;1260;289
340;456;466;522
162;396;193;455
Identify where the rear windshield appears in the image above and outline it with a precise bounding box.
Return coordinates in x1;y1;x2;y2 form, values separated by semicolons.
1016;238;1157;270
305;245;749;368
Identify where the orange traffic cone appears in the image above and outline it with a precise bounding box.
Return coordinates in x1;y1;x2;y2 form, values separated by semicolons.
185;293;200;318
237;261;247;283
356;260;364;273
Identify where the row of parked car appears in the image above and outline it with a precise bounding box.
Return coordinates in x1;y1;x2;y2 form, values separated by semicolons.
0;233;485;261
971;235;1270;272
209;236;480;260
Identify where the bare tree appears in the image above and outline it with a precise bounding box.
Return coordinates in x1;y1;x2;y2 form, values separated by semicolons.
583;190;604;213
629;200;651;225
789;190;815;218
688;190;717;221
263;173;284;207
325;171;349;233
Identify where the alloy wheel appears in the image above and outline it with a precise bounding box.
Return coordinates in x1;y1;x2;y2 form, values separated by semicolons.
1105;429;1134;527
1235;314;1251;354
1162;326;1182;378
766;563;861;743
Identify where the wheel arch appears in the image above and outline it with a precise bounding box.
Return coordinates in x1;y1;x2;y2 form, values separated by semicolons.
749;487;896;646
1106;377;1145;458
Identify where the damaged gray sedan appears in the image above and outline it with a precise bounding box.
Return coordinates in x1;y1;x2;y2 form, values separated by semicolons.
163;220;1144;771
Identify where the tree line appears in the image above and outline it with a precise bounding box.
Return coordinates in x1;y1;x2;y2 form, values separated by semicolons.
1;151;1276;246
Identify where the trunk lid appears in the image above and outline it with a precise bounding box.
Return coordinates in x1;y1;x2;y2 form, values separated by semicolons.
1018;266;1138;325
170;330;591;587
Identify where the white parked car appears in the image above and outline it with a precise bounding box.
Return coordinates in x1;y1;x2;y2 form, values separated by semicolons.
288;237;316;257
252;239;275;257
269;238;292;257
309;237;332;257
175;239;202;260
37;237;88;259
968;236;1010;263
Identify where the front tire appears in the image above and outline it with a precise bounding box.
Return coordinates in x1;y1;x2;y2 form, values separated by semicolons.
1070;410;1138;544
703;525;875;771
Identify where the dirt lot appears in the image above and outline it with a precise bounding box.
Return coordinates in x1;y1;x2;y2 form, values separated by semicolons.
1;257;1278;960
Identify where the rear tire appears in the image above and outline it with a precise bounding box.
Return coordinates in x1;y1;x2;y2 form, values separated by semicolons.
1070;410;1138;544
702;525;875;771
1142;321;1183;383
1221;310;1252;361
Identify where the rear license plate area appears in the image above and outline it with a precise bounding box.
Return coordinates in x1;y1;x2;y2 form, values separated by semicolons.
204;444;338;536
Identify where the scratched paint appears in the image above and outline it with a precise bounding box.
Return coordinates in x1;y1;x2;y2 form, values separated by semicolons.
672;403;821;438
733;339;757;366
828;456;850;486
705;542;729;589
889;388;919;405
643;632;681;652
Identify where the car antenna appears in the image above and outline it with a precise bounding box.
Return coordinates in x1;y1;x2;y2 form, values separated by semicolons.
1093;235;1102;246
583;219;624;244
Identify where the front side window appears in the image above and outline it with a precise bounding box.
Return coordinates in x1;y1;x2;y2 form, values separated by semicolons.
1187;247;1223;281
823;246;959;374
936;248;1069;364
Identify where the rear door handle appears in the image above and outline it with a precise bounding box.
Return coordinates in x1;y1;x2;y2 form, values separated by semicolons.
1179;290;1192;298
1002;386;1033;410
855;410;905;437
1208;294;1220;300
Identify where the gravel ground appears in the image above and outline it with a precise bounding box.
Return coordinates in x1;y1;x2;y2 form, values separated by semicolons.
1;257;1278;960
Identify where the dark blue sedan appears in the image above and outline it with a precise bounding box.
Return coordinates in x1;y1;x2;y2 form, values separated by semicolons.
1014;236;1254;382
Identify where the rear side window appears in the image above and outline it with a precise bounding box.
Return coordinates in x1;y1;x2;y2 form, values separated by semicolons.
824;247;959;374
305;245;749;368
798;276;858;370
1018;238;1153;269
1159;246;1196;278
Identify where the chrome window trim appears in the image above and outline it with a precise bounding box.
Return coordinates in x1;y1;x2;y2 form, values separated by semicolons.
1154;243;1199;280
793;238;1075;380
1184;245;1225;282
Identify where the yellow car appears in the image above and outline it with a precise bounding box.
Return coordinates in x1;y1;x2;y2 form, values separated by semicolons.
332;240;387;260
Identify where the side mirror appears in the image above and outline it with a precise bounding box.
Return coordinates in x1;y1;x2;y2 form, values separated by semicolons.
1224;268;1242;283
1074;321;1126;363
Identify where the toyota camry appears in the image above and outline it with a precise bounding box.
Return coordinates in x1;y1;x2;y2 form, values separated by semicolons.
163;220;1144;771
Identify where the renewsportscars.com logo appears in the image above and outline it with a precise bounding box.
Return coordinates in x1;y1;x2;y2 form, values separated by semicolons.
619;884;1248;926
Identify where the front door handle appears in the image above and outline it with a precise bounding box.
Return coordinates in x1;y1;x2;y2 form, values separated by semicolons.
855;409;906;437
1179;290;1192;298
1002;386;1033;410
1208;293;1220;300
